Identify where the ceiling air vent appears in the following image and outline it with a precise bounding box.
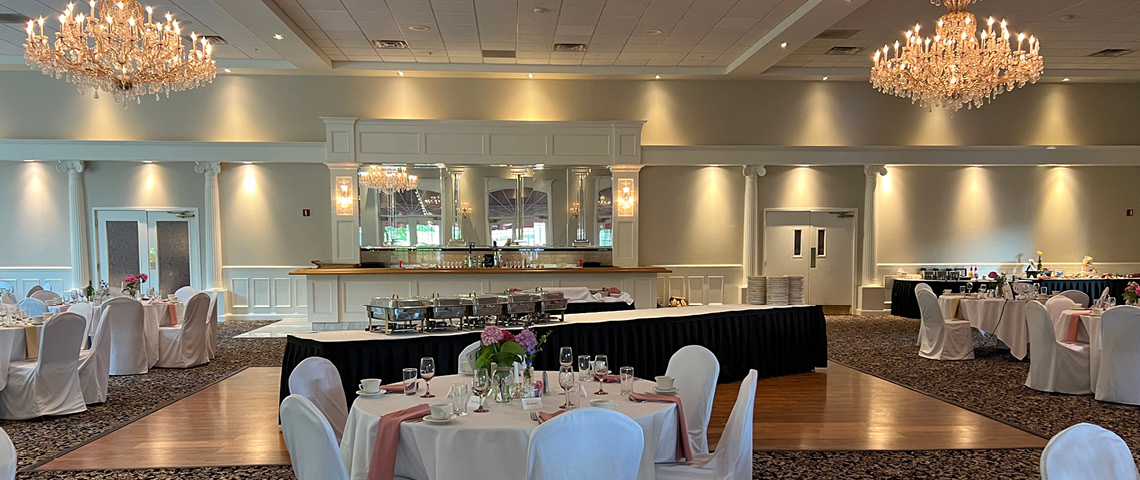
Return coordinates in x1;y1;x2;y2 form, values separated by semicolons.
816;29;859;39
553;43;587;52
826;46;862;55
0;13;31;24
372;39;408;49
1088;48;1135;58
482;49;516;58
185;35;227;45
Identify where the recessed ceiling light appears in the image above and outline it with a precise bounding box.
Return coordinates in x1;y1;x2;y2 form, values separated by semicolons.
273;34;284;40
798;164;809;167
1046;146;1057;150
645;29;662;36
780;42;788;48
654;74;661;79
397;70;404;76
1059;164;1070;167
243;161;253;165
527;73;534;78
533;7;547;14
223;68;231;73
23;159;34;163
822;76;829;81
1062;77;1071;82
408;25;430;32
143;160;153;164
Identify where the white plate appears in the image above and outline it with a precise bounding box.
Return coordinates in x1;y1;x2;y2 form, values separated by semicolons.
653;386;679;395
356;389;387;397
422;414;458;424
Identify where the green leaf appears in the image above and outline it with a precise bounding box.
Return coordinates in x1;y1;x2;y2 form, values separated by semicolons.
499;341;526;357
475;346;493;370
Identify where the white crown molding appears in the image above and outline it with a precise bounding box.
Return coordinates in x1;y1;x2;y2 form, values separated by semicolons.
641;145;1140;167
0;140;325;163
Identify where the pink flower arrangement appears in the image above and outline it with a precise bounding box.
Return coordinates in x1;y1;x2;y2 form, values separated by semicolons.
1124;282;1140;303
516;329;537;352
480;325;504;346
124;274;137;283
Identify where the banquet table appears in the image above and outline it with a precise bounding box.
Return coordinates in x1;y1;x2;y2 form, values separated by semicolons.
340;374;680;480
891;279;994;319
70;301;183;366
955;297;1030;360
0;326;29;390
893;277;1140;319
1063;309;1104;390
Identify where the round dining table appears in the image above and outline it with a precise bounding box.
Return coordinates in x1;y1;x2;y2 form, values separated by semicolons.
340;373;681;480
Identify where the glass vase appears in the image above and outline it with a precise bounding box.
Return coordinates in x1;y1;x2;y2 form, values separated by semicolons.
493;366;514;403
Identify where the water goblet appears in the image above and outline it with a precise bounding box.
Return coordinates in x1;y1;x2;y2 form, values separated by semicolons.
577;354;591;381
472;368;490;413
593;354;609;395
558;365;576;409
559;346;573;368
420;357;436;398
447;383;469;416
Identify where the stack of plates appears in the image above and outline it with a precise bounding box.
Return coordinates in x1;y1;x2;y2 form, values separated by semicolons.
766;277;789;306
787;276;805;305
746;276;767;305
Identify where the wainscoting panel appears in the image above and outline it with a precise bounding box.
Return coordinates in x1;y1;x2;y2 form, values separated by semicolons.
655;265;743;306
223;266;309;321
0;267;71;299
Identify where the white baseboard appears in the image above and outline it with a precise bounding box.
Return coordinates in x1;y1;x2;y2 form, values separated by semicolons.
855;308;890;316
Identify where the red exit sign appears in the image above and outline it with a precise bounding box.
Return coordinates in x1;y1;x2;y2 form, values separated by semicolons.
302;209;311;217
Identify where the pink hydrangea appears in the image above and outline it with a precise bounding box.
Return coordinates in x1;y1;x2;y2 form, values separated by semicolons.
124;274;137;283
481;326;504;346
516;329;538;352
138;273;148;282
501;331;515;343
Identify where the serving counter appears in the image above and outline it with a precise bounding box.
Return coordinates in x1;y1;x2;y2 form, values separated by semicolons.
288;266;669;327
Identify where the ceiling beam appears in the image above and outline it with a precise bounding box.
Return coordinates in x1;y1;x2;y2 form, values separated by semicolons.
214;0;331;71
727;0;870;77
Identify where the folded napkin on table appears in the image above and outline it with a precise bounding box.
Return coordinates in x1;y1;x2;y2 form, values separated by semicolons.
538;410;567;422
380;382;409;393
629;392;693;462
367;403;431;480
1066;310;1093;343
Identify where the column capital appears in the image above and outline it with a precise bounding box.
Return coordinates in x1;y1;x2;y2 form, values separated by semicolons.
864;164;887;178
607;164;645;174
743;165;766;177
56;160;84;174
194;162;221;175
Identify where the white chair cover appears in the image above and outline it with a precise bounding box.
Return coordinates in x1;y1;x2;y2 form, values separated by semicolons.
1045;296;1079;342
0;427;15;480
66;303;95;348
174;286;198;304
280;394;350;480
1024;301;1091;394
0;312;87;420
288;357;349;443
16;297;46;317
458;341;480;374
1094;306;1140;405
78;304;113;404
665;345;720;455
914;283;934;346
156;292;210;368
206;292;218;361
25;285;43;298
657;369;758;480
1041;423;1140;480
30;290;62;305
104;297;149;375
526;408;644;480
0;294;11;305
916;289;974;361
1059;289;1091;309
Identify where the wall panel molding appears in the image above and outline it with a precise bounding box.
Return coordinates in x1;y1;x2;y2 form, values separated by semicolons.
223;266;309;320
0;267;70;299
655;264;742;305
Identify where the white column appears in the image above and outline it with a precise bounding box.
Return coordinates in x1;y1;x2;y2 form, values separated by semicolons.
195;162;224;291
742;165;766;278
57;161;90;290
862;165;887;286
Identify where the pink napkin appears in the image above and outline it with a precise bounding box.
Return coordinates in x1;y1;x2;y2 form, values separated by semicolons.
1066;311;1092;342
367;403;431;480
538;410;567;422
602;374;621;383
153;302;179;325
630;392;693;462
379;382;407;393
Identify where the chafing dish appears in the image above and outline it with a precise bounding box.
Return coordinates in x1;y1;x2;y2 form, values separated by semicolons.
536;289;568;321
425;294;472;331
469;294;507;317
505;292;541;315
366;295;432;333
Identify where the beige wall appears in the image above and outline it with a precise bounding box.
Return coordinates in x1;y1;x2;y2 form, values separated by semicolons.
0;161;71;267
219;163;331;266
639;166;744;266
0;71;1137;147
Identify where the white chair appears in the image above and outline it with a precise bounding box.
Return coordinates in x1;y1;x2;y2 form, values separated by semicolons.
0;427;15;480
1045;295;1079;343
0;294;11;305
914;283;934;346
174;286;198;304
1041;423;1140;480
1094;306;1140;405
16;297;46;317
656;369;758;480
0;312;87;420
31;290;62;305
280;394;350;480
66;303;95;348
155;292;210;368
288;357;349;442
104;297;149;375
458;341;480;374
1024;301;1091;394
78;304;113;404
25;285;43;298
1059;290;1091;309
665;345;720;455
526;408;644;480
206;292;218;361
916;289;974;361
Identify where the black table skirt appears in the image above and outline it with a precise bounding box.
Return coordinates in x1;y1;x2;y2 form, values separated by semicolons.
280;306;828;409
892;278;1139;318
891;279;993;318
564;302;635;314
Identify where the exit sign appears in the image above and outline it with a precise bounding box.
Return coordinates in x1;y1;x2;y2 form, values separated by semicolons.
302;209;311;217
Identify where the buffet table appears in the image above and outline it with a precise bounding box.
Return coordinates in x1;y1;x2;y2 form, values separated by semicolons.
892;278;1137;319
280;304;827;407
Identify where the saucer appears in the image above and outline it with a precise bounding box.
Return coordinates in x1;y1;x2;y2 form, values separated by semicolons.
356;389;386;397
422;414;458;424
653;386;679;395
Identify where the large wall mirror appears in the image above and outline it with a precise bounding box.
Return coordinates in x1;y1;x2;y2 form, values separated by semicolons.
358;164;612;248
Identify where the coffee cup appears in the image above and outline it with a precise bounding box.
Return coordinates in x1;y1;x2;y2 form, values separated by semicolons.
429;402;454;420
359;378;382;394
589;399;614;409
655;375;675;391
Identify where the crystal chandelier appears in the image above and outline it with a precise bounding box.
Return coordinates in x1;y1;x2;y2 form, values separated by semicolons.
359;165;418;194
869;0;1043;112
24;0;216;106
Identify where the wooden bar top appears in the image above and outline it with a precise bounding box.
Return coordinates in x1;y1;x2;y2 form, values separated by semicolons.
289;266;671;275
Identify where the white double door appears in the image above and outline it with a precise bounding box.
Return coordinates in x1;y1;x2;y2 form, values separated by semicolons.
763;210;856;308
94;209;200;297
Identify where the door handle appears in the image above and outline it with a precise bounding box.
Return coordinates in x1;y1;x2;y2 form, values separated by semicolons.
810;247;817;268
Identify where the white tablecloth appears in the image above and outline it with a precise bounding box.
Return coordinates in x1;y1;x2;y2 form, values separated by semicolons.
74;301;184;366
958;298;1030;360
340;374;679;480
1066;311;1103;391
0;327;27;390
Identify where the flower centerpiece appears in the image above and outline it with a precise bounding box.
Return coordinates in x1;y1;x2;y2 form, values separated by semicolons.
1124;282;1140;306
988;271;1008;298
515;328;549;396
123;273;148;298
477;326;525;403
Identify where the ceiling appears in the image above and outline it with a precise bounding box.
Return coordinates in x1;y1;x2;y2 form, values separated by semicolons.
0;0;1136;80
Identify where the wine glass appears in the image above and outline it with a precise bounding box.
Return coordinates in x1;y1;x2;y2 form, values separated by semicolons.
0;309;7;326
558;365;576;409
420;357;436;398
978;285;988;297
593;354;609;395
559;346;573;368
1107;297;1117;308
472;368;490;413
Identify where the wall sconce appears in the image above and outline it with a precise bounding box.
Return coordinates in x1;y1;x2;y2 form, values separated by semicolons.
568;202;580;217
616;178;635;217
335;176;355;216
459;201;474;218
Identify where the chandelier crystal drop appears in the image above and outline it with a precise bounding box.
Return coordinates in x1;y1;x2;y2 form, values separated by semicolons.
359;165;418;194
23;0;217;106
869;0;1043;112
